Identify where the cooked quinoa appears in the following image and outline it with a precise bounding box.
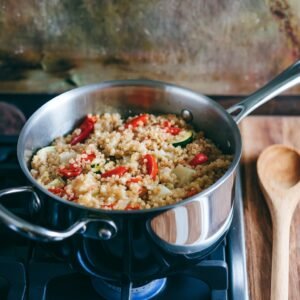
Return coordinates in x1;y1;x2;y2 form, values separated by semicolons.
30;113;233;210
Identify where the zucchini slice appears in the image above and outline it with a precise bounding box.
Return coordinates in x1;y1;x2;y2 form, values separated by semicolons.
172;130;194;147
59;151;77;164
91;163;102;174
36;146;56;163
173;165;196;185
157;184;172;196
46;178;65;188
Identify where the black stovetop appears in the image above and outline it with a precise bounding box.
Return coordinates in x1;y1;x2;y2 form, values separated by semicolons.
0;96;248;300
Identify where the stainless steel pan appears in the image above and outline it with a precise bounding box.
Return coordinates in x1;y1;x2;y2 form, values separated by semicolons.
0;61;300;280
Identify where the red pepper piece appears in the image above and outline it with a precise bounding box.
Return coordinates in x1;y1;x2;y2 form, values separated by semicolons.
81;151;96;162
48;187;78;201
126;178;147;196
101;203;115;209
138;186;148;197
189;153;208;167
48;187;65;197
125;203;141;210
125;114;148;128
143;154;158;179
162;121;171;127
101;166;128;178
185;188;198;198
126;177;142;184
166;126;181;135
162;121;181;135
70;116;96;145
59;164;82;178
66;193;78;202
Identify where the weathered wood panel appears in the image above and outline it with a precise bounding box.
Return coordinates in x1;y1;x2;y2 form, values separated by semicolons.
0;0;299;93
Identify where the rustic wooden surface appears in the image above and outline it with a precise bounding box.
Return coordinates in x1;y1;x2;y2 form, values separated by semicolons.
240;116;300;300
0;1;300;94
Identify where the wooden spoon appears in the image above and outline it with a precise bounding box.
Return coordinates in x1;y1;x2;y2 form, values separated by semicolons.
257;144;300;300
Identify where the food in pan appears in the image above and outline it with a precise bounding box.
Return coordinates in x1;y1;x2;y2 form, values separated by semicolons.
30;113;232;210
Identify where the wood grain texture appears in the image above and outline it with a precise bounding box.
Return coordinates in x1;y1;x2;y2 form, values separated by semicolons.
240;116;300;300
257;145;300;300
0;1;300;94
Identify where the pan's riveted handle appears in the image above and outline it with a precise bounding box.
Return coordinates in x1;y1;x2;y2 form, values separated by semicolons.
0;186;117;242
227;60;300;124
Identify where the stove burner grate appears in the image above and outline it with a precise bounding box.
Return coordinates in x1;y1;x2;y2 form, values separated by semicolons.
92;277;167;300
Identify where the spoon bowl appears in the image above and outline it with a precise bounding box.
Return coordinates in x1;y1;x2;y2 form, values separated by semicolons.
259;145;300;191
257;144;300;300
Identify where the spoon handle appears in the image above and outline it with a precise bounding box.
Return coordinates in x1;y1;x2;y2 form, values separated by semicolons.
270;210;292;300
227;60;300;123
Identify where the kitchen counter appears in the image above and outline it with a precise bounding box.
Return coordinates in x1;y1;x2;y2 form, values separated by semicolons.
240;116;300;300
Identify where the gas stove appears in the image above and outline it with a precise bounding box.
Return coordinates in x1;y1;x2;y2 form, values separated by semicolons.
0;96;248;300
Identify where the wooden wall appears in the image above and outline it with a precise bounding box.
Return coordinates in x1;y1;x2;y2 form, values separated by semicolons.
0;0;299;94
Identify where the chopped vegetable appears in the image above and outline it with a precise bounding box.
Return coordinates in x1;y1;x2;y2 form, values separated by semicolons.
185;188;198;198
127;180;147;197
81;152;96;162
157;184;171;196
48;186;77;201
126;178;147;196
70;115;96;145
48;187;65;197
66;192;78;202
59;151;77;164
167;127;181;135
59;164;82;178
101;203;115;209
91;163;101;174
101;166;128;178
127;177;142;184
189;153;208;166
143;154;158;179
138;186;148;197
125;203;141;210
46;178;65;188
36;146;56;163
173;165;196;185
125;114;148;128
172;130;194;147
162;121;181;135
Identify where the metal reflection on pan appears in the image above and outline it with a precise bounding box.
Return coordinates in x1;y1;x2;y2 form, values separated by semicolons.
148;173;234;254
149;197;209;244
149;195;233;254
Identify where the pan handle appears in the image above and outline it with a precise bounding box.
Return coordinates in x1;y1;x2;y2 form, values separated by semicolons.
0;186;117;242
227;60;300;124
